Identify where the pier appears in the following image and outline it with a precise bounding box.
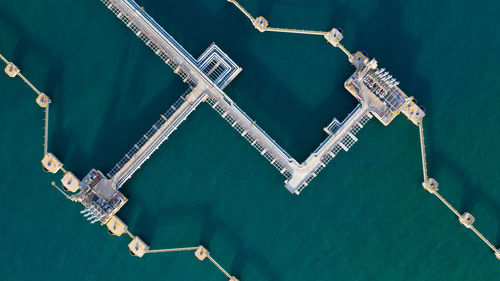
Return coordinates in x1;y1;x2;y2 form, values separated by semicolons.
100;0;300;189
228;0;500;260
1;0;500;279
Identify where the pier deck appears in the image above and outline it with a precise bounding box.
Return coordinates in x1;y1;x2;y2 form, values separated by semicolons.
108;86;206;188
102;0;425;194
102;0;299;189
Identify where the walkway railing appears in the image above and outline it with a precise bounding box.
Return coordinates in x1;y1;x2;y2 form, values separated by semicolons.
227;0;353;61
418;122;428;182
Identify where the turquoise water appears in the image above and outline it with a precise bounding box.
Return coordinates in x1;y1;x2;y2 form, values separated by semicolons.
1;0;499;280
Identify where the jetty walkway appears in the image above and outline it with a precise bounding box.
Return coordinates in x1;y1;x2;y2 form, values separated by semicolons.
108;86;206;188
98;0;500;262
100;0;303;191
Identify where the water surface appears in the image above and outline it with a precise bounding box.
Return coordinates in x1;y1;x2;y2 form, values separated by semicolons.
0;0;499;280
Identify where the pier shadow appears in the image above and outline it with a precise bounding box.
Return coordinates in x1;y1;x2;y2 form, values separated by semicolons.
431;150;500;242
343;0;437;177
255;0;353;30
0;9;55;72
0;10;292;281
347;0;432;108
0;8;84;170
345;0;500;243
230;0;433;161
51;43;184;178
139;0;358;162
5;1;484;279
342;0;499;244
117;197;281;280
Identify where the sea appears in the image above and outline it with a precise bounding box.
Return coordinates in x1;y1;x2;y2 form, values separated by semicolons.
0;0;499;280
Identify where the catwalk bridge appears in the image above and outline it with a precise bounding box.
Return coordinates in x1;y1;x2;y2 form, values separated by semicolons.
1;0;499;280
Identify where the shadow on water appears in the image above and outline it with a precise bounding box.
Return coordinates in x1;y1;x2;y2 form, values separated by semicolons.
120;3;358;279
48;45;133;177
348;0;432;106
255;0;273;17
52;46;184;178
346;0;439;171
204;0;358;160
0;9;54;69
11;0;496;279
140;0;358;161
431;150;500;242
344;0;500;244
0;9;76;164
110;0;446;279
0;2;187;177
115;194;280;280
197;212;281;281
